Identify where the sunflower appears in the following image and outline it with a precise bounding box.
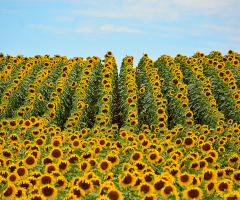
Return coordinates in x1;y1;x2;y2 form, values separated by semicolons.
10;134;19;143
141;140;150;148
15;188;26;198
28;176;38;187
39;174;54;185
233;59;239;67
183;137;195;148
56;87;63;93
224;191;240;200
138;182;153;197
104;172;114;181
216;63;224;70
218;146;225;152
120;131;128;138
152;177;166;194
2;183;17;200
178;172;193;187
71;81;77;88
81;151;92;160
216;169;225;180
182;102;188;108
30;172;42;179
172;78;179;85
2;150;13;159
205;181;215;195
130;152;143;163
16;166;28;179
45;163;58;174
91;177;101;192
160;183;177;199
81;128;88;136
201;142;212;154
42;156;53;166
102;96;109;103
225;167;235;178
79;161;91;172
23;155;37;169
130;120;138;126
155;156;165;166
207;150;218;162
228;154;239;166
185;111;193;118
202;169;217;182
231;170;240;185
169;166;180;176
105;51;113;57
99;182;113;196
35;138;45;146
9;120;17;129
119;172;136;189
32;129;41;137
94;146;102;155
191;175;201;186
49;148;62;161
139;87;145;94
145;189;158;198
148;150;159;164
99;138;107;146
186;120;193;126
7;172;19;184
183;187;203;200
216;179;233;195
40;185;57;199
29;194;46;200
76;178;94;194
68;187;85;199
143;172;155;184
107;188;122;200
99;160;112;173
156;108;165;115
46;103;55;110
37;93;43;101
189;161;199;170
106;155;119;166
24;120;32;128
19;179;31;190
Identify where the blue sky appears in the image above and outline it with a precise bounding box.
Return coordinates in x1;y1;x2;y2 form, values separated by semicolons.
1;0;240;69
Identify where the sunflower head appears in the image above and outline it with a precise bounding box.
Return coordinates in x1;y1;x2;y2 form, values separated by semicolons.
183;187;203;200
40;184;57;199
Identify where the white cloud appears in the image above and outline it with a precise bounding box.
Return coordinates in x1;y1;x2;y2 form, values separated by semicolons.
67;0;240;22
74;27;93;33
175;0;238;13
100;24;144;33
152;25;202;37
228;37;240;43
0;8;22;14
200;41;228;47
54;27;93;34
55;16;75;22
27;23;142;34
200;24;240;34
27;25;53;30
27;24;93;34
70;1;178;22
200;24;240;43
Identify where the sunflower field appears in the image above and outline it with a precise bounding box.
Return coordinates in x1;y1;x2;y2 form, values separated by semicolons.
1;50;240;200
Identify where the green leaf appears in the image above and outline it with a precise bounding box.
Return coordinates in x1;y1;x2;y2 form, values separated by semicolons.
103;189;108;194
94;185;100;189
